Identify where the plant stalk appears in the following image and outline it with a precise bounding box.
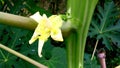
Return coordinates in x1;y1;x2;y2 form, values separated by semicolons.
66;0;98;68
0;43;48;68
0;12;37;30
91;40;99;60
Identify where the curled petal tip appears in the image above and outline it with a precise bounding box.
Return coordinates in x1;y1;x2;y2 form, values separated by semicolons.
38;54;42;57
60;38;64;41
38;40;45;58
29;38;37;44
29;40;32;44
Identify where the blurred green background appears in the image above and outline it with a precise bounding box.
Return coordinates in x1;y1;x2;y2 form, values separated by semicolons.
0;0;120;68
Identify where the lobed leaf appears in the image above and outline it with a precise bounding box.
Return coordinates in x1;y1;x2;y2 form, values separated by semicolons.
89;1;120;50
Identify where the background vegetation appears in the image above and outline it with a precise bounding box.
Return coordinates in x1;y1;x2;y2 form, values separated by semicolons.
0;0;120;68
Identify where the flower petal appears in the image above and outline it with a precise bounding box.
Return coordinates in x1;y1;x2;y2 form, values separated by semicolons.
38;39;45;57
29;35;38;44
29;23;42;44
51;29;63;41
49;15;63;28
30;12;42;23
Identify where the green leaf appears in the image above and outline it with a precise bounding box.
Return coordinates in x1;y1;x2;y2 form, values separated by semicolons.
39;47;67;68
0;25;38;68
13;59;36;68
89;1;120;50
105;33;120;48
84;53;100;68
102;35;113;50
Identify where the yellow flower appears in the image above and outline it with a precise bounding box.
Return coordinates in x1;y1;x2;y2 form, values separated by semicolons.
29;12;63;57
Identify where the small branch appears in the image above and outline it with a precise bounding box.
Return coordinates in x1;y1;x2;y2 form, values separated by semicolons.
91;39;99;60
0;12;37;30
0;43;48;68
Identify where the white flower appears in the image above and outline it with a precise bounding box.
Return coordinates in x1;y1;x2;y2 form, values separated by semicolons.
29;12;63;57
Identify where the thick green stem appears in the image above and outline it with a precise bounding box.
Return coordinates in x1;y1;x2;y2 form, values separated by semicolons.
0;44;48;68
66;31;77;68
66;0;98;68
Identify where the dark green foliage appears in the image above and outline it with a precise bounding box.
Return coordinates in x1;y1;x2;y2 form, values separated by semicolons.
89;1;120;50
106;47;120;68
25;0;51;16
0;24;38;68
41;46;67;68
88;1;120;67
84;53;100;68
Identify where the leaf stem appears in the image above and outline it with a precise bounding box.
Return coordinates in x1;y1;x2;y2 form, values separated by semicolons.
91;39;99;60
0;49;6;59
0;12;37;30
7;29;20;58
0;43;48;68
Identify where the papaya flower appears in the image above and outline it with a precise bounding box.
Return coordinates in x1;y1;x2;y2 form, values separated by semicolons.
29;12;63;57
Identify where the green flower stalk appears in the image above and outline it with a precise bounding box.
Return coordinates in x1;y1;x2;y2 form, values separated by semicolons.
29;12;63;57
